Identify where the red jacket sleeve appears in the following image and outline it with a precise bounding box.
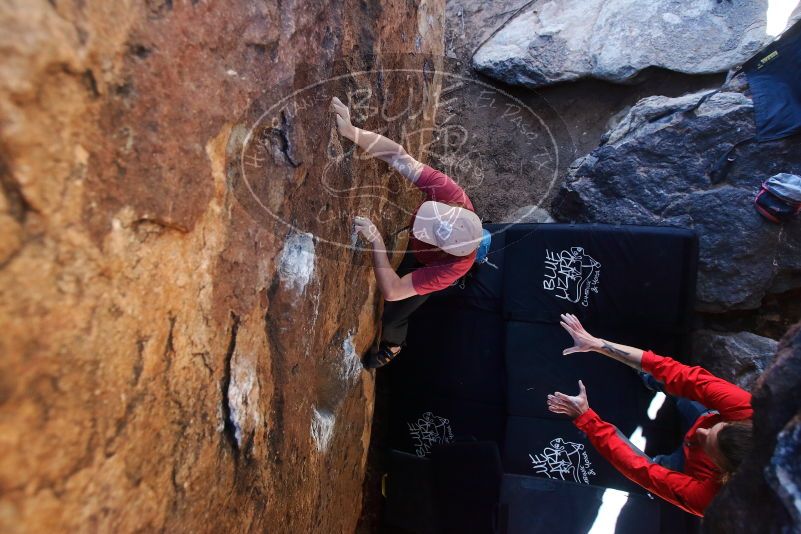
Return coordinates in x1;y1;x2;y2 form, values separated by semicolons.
641;351;753;420
574;409;718;517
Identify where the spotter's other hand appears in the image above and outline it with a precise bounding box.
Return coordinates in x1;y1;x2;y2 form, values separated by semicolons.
547;380;589;419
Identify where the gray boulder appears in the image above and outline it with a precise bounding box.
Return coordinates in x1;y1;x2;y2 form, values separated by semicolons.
445;0;533;63
692;330;778;391
551;89;801;312
472;0;768;88
766;415;801;530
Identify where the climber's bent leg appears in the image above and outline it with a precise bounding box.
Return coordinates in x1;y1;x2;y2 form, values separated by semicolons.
380;292;431;348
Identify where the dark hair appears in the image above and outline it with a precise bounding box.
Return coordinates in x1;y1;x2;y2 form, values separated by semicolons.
716;419;754;482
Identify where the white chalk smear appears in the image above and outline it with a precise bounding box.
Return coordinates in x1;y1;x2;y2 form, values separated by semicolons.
311;407;335;453
278;232;316;294
227;353;260;448
341;332;362;383
215;402;225;433
350;226;359;247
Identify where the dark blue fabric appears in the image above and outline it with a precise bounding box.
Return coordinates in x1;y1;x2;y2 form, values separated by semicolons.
649;384;713;473
653;448;686;474
745;20;801;141
674;397;712;435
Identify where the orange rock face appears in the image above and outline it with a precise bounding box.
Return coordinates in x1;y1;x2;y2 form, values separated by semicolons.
0;1;444;531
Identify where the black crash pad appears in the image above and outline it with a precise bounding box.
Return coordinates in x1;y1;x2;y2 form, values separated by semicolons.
383;223;698;533
499;474;660;534
501;224;697;333
431;442;504;534
502;416;646;495
503;321;684;420
390;308;506;406
384;442;505;534
389;394;505;458
384;449;438;533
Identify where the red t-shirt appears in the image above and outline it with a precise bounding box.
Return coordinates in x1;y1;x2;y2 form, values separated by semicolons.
573;351;753;517
408;165;477;295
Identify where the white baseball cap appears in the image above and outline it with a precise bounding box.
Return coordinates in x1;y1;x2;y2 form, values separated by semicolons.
412;201;483;257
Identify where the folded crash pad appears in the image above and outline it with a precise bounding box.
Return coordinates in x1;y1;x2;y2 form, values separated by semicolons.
384;222;698;533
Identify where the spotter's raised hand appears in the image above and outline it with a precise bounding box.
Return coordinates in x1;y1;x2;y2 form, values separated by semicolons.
547;380;589;419
560;313;601;355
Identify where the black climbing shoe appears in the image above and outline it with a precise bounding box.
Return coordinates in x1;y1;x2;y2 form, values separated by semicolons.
363;344;402;369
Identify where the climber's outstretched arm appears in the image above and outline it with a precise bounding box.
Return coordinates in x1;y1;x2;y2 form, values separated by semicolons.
330;96;424;183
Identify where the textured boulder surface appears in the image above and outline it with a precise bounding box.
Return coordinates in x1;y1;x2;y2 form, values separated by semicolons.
437;0;725;224
445;0;531;61
692;330;778;391
0;0;444;532
551;88;801;312
472;0;768;88
704;322;801;533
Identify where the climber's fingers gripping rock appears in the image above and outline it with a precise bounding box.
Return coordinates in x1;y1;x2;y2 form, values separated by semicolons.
354;216;381;244
330;96;352;137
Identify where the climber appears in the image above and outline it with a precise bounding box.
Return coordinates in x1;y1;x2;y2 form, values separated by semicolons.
329;96;483;369
546;313;754;517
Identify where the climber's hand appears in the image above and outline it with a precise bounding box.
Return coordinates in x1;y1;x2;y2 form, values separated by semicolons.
354;216;381;244
330;96;354;138
547;381;589;419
